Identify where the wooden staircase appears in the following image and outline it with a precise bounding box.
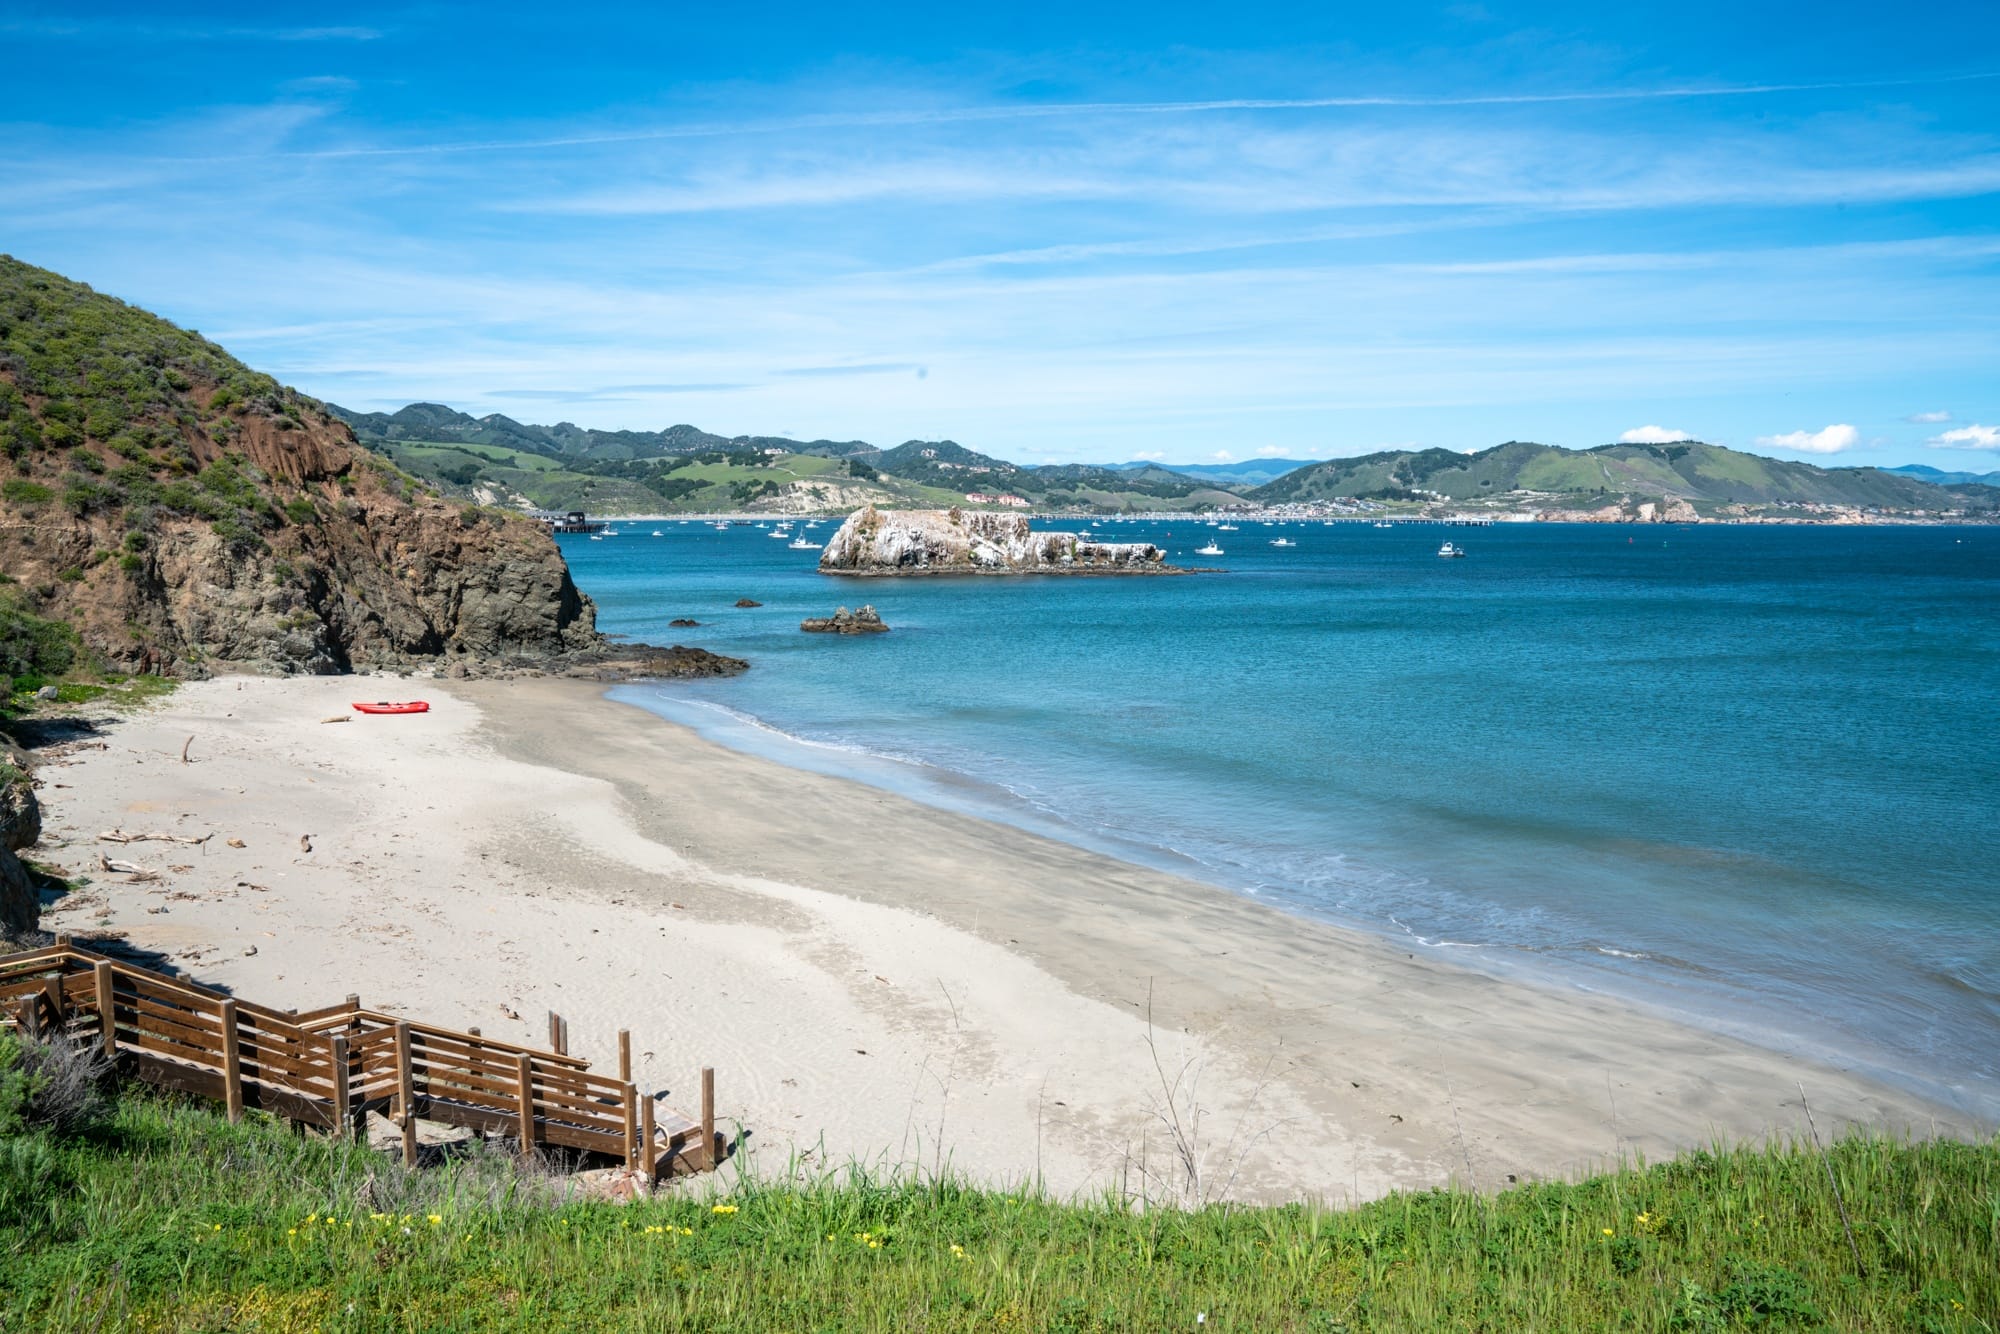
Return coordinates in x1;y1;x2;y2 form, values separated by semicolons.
0;940;719;1178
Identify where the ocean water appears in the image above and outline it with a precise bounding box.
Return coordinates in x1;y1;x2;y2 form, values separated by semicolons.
560;519;2000;1118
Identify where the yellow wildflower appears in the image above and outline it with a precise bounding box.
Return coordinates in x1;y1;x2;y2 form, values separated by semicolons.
1601;1227;1614;1236
427;1214;442;1226
711;1204;739;1215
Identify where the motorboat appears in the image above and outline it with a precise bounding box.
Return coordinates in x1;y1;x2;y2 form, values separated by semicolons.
1195;541;1224;556
1438;541;1466;558
1270;538;1296;548
789;537;820;550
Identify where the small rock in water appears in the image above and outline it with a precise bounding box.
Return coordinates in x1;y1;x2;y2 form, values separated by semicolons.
801;605;889;635
734;598;762;608
669;618;699;627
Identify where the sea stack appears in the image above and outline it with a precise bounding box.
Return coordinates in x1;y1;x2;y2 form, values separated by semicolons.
818;505;1183;575
801;605;890;634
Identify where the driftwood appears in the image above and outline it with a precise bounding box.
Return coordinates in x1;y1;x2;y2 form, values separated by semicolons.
98;830;212;846
96;853;162;882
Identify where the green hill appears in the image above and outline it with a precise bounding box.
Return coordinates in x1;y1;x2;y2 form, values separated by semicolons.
0;255;599;675
335;407;1262;514
1251;440;2000;512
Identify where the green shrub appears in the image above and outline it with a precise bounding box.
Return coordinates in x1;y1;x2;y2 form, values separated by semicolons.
282;495;316;525
0;1031;46;1137
1;478;51;505
0;595;79;678
59;472;120;515
210;516;267;556
118;552;142;572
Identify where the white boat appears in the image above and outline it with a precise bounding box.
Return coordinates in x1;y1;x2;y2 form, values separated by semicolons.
768;529;791;538
1270;538;1296;548
789;538;819;550
1438;541;1466;558
1195;541;1224;556
1374;521;1393;529
1218;523;1239;531
651;530;663;536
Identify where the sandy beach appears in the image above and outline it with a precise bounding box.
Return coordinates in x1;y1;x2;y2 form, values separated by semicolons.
24;674;1981;1204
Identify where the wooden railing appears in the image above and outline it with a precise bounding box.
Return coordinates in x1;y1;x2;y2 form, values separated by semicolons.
0;941;718;1178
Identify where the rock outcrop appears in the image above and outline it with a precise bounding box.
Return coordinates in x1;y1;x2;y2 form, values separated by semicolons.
0;256;604;675
818;506;1181;576
0;769;42;939
801;605;889;634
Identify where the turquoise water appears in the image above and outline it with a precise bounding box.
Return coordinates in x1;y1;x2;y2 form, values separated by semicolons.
561;519;2000;1118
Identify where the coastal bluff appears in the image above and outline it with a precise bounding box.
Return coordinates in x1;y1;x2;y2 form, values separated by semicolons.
818;506;1181;576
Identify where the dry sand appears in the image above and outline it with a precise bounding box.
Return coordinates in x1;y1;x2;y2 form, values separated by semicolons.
26;675;1981;1204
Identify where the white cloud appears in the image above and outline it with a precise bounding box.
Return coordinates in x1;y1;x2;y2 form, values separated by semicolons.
1619;424;1691;443
1131;450;1164;460
1756;423;1859;454
1255;444;1289;457
1905;409;1953;424
1929;424;2000;450
1211;450;1236;461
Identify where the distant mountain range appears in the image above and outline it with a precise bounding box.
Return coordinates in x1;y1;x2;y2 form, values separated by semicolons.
330;404;1997;516
1108;458;1320;485
1882;463;2000;487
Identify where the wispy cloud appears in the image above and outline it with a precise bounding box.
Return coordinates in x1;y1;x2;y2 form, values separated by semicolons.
1905;409;1953;423
775;363;929;378
138;68;2000;164
1929;424;2000;449
1758;424;1861;453
487;384;748;401
0;19;382;41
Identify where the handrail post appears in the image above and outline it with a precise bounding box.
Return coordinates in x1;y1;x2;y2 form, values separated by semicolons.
514;1053;536;1165
641;1091;658;1181
395;1021;417;1167
623;1082;639;1170
701;1067;716;1172
331;1035;351;1139
93;961;116;1059
618;1029;631;1084
219;1000;243;1122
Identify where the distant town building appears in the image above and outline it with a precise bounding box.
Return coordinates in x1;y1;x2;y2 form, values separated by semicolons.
965;492;1030;507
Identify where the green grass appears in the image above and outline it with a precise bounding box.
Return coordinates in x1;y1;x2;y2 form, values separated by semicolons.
0;1085;1993;1331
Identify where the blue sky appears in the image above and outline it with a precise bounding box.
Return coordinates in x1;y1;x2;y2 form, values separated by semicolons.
3;2;1997;468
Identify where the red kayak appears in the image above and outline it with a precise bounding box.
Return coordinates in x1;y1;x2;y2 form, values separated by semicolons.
352;701;430;715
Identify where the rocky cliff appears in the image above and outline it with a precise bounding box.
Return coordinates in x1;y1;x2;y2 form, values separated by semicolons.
817;506;1180;575
0;257;603;674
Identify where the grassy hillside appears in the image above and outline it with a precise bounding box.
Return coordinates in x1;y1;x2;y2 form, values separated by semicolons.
0;255;597;674
2;1060;1994;1331
1252;441;2000;512
337;404;1258;514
